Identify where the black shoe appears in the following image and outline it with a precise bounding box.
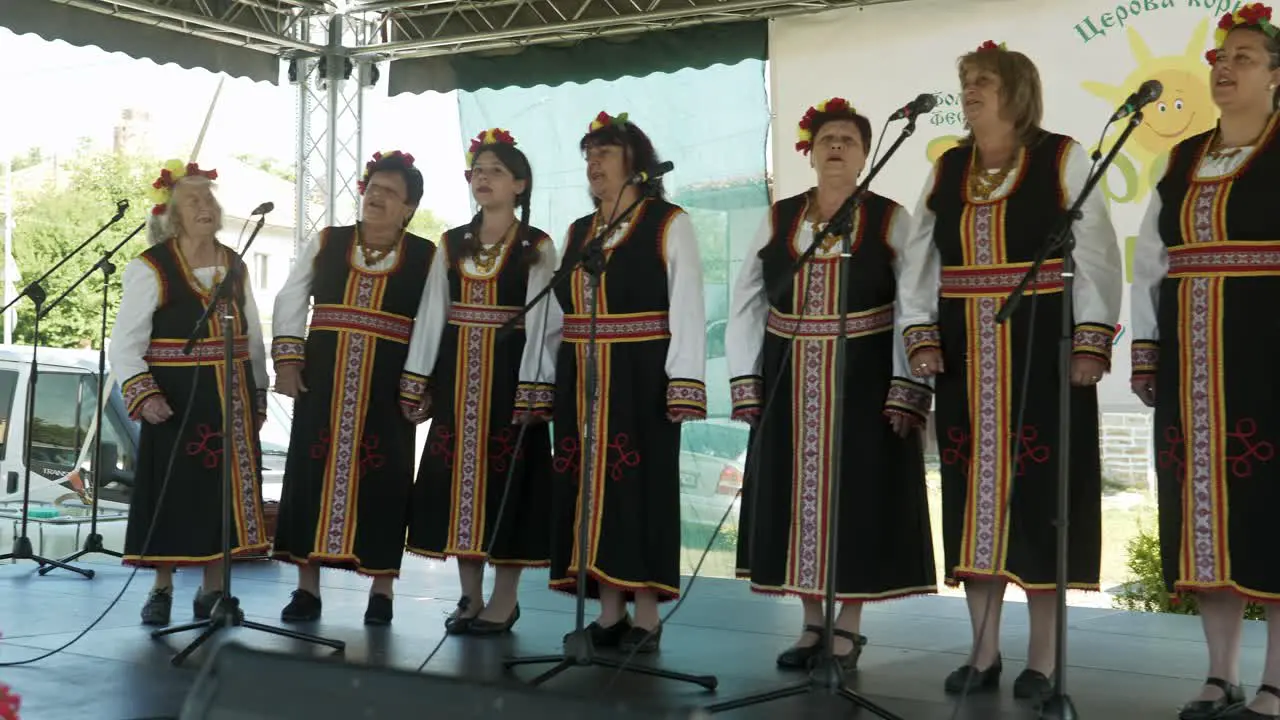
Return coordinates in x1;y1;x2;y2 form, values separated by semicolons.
364;594;393;626
619;624;662;654
445;596;478;635
1180;677;1247;720
194;588;242;622
141;587;172;626
1013;669;1052;701
1220;684;1279;719
777;624;825;670
565;615;632;648
830;628;867;673
944;655;1002;694
470;604;520;636
281;589;322;623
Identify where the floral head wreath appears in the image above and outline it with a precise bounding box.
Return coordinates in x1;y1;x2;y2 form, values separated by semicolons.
589;111;629;132
1207;2;1277;64
147;159;218;216
976;40;1007;52
795;97;857;155
357;150;415;194
463;128;517;181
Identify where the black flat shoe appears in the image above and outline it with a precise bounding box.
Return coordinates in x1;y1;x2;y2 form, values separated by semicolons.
140;587;172;626
944;655;1002;694
470;604;520;636
565;615;632;648
445;596;478;635
830;628;867;673
1221;684;1280;719
281;589;322;623
777;624;825;670
619;624;662;654
1013;669;1052;701
364;593;393;626
1180;677;1247;720
194;588;242;622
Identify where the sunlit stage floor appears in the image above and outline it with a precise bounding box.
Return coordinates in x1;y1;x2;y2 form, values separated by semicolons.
0;556;1259;719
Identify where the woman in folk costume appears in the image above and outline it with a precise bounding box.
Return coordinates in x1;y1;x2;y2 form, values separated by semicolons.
270;150;433;625
727;98;936;673
897;41;1122;700
1132;6;1280;718
543;111;706;654
111;160;271;626
401;129;557;636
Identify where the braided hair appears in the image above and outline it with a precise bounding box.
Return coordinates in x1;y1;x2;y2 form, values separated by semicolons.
451;143;539;267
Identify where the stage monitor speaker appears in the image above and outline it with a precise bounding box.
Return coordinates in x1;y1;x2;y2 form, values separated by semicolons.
179;642;708;719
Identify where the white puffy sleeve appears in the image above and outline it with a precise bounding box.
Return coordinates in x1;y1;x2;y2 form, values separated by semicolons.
109;258;162;420
663;211;708;421
512;234;562;422
884;204;934;422
398;242;449;414
1062;141;1124;370
269;233;321;370
897;165;944;360
724;212;771;423
1129;188;1166;380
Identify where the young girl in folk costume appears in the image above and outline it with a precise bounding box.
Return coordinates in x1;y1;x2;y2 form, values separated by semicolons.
401;129;557;635
728;97;937;673
111;160;271;625
270;150;433;626
539;111;706;654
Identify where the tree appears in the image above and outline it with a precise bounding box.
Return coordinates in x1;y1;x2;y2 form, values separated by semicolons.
407;207;449;242
9;147;155;349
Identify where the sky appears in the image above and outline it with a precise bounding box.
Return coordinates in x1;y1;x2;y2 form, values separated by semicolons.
0;26;473;226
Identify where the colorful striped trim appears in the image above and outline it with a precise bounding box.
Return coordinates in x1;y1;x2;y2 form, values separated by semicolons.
765;303;894;339
311;304;414;344
903;323;941;358
730;374;763;422
271;336;305;366
513;381;554;422
939;259;1065;298
398;371;429;409
562;311;670;343
145;336;250;365
666;378;707;420
448;302;524;329
1131;339;1159;377
1072;322;1115;364
1167;240;1280;278
122;372;163;420
884;377;932;422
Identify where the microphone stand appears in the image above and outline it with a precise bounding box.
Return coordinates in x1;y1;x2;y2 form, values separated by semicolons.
500;189;716;692
151;214;346;666
0;202;127;578
37;220;147;576
705;112;923;719
993;108;1144;720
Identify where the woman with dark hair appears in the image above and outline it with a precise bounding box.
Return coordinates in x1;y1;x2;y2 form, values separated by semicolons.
1131;5;1280;717
112;160;270;626
727;97;936;673
400;129;557;636
540;111;706;654
897;41;1122;700
270;150;434;626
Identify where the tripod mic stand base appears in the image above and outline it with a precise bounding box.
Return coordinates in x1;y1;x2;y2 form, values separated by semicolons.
0;535;94;578
39;534;122;576
1038;692;1078;719
151;594;346;667
705;657;903;718
503;628;718;690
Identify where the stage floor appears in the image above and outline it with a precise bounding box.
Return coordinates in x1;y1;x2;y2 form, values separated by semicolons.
0;555;1260;719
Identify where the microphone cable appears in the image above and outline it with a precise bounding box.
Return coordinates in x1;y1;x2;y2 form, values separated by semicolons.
605;116;896;689
947;128;1108;720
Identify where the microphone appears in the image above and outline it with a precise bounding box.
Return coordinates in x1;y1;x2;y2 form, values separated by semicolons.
250;201;274;215
1111;79;1163;121
887;93;938;121
113;199;129;220
628;160;674;186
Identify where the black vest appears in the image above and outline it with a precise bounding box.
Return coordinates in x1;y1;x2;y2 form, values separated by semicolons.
142;239;250;339
311;224;434;317
555;198;683;315
439;223;552;307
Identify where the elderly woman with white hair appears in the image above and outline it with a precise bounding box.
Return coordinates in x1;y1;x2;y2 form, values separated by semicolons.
108;160;271;626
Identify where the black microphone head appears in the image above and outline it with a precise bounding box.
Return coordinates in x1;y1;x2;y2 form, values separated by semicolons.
117;199;129;209
914;93;938;113
1139;79;1163;103
654;160;675;175
252;201;275;215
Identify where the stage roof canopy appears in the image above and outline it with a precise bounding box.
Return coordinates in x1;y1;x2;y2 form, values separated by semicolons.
3;0;912;92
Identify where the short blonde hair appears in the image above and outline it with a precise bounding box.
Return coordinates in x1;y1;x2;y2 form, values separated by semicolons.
957;48;1044;147
147;176;222;245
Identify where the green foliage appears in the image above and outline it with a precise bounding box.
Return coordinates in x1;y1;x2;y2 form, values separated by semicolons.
1113;524;1264;620
9;148;155;349
233;153;296;183
685;207;730;285
406;208;450;243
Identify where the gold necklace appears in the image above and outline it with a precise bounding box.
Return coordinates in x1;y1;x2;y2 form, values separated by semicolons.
473;239;506;272
357;228;397;266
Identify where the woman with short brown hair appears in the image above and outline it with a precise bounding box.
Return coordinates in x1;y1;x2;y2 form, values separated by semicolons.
897;41;1122;701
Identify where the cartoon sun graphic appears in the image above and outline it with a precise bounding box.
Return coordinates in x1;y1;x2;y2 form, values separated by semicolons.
1081;20;1217;204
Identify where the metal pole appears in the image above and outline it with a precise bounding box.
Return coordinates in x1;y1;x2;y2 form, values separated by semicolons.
4;154;14;346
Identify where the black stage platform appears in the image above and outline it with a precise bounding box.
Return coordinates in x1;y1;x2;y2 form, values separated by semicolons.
0;557;1261;719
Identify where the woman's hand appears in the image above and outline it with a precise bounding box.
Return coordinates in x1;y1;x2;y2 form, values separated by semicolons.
1130;376;1156;407
140;396;174;424
910;348;944;378
1070;356;1107;387
274;365;308;398
402;397;430;424
886;410;921;438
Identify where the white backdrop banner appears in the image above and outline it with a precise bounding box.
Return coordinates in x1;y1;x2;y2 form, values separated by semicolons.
770;0;1228;412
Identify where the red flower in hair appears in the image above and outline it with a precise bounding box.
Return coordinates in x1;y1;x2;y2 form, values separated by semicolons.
978;40;1001;51
1206;48;1220;64
0;682;19;720
359;150;415;194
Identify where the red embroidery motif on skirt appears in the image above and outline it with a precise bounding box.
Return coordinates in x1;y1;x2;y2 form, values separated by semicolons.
359;434;385;472
429;426;455;468
185;424;223;469
941;427;970;473
1159;425;1185;477
488;427;525;474
553;436;580;475
606;433;641;481
1012;425;1050;476
1226;418;1275;477
309;430;331;460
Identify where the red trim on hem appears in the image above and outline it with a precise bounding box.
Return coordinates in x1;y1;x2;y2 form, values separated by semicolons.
549;569;680;603
271;551;401;578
